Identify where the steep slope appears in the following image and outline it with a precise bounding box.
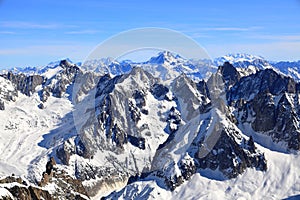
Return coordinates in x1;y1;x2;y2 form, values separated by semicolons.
215;53;300;81
82;51;217;82
105;62;300;200
214;53;268;68
47;67;180;196
0;60;91;198
107;145;300;200
228;68;300;151
149;107;266;191
1;54;300;199
273;60;300;80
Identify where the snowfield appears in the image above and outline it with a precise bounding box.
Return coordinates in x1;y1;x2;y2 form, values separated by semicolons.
1;53;300;199
108;143;300;200
0;92;73;179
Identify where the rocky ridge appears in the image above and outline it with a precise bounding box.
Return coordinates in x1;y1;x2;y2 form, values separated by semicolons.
1;53;300;199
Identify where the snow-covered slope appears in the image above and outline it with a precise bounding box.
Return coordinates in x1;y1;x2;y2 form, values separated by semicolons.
1;52;300;199
273;61;300;81
82;51;217;82
214;53;265;65
215;53;300;81
107;144;300;200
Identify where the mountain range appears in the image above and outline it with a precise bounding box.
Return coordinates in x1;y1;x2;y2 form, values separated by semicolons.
0;52;300;199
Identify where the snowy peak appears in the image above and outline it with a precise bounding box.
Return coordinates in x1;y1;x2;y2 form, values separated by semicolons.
82;51;212;81
2;58;75;76
149;107;267;191
214;53;274;75
215;53;265;65
148;51;183;64
2;52;300;199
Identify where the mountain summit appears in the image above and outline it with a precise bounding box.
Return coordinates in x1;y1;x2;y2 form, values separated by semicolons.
0;53;300;199
148;51;183;64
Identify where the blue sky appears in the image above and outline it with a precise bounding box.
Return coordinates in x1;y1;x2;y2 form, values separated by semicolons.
0;0;300;69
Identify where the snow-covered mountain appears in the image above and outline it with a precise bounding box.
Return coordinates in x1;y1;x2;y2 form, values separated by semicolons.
215;53;300;81
214;53;265;66
272;60;300;80
0;52;300;199
82;51;217;81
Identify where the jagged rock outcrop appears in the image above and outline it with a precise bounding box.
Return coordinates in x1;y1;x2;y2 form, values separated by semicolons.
79;67;159;155
229;68;300;151
33;157;89;199
0;99;5;110
0;76;19;110
150;83;170;100
151;107;267;191
2;72;44;96
195;128;267;179
40;59;80;102
0;176;52;200
228;68;297;103
3;54;300;199
56;139;76;165
218;61;240;89
50;169;89;199
53;67;193;196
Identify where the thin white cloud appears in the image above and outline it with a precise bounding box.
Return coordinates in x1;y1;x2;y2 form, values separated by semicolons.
0;21;61;29
203;27;249;31
201;26;262;32
65;30;101;35
248;34;300;41
179;26;263;40
0;31;16;34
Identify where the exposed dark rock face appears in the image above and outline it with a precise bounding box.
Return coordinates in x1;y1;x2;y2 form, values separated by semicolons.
132;90;146;108
163;154;197;191
111;124;128;148
0;176;52;200
128;135;145;150
6;60;297;197
74;159;128;197
56;139;76;165
249;92;300;150
0;99;5;110
0;176;24;184
251;91;276;132
79;67;158;154
165;106;181;134
0;78;18;110
51;169;89;199
218;61;240;89
154;108;267;191
72;71;101;103
41;59;80;102
196;80;210;100
228;68;300;151
28;186;53;200
0;192;13;200
195;129;267;179
228;68;297;103
129;99;141;123
2;72;44;96
95;74;122;98
56;67;162;196
150;83;169;100
179;156;197;181
7;186;35;200
31;164;89;199
38;103;44;109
